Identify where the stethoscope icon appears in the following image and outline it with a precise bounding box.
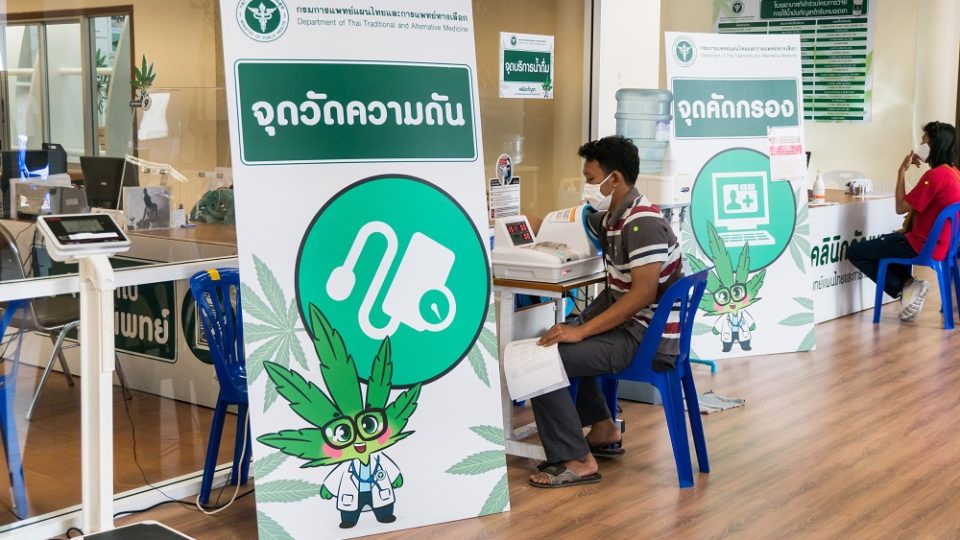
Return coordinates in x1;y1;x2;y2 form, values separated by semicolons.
326;221;457;340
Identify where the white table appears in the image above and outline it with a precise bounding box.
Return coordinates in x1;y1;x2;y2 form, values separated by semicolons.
494;272;606;460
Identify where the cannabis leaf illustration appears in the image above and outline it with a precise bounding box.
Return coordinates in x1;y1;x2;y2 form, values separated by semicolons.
252;451;289;480
779;296;815;351
446;425;508;516
254;479;323;503
466;299;498;387
257;510;295;540
241;255;307;412
788;183;811;272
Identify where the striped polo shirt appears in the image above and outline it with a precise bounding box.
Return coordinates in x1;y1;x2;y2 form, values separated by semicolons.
586;187;683;355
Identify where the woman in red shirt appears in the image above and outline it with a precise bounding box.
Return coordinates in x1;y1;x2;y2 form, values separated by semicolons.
848;121;960;321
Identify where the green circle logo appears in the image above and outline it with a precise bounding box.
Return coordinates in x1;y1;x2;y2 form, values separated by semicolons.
238;0;288;42
673;36;696;67
732;1;744;14
181;291;213;365
296;176;490;387
690;148;796;272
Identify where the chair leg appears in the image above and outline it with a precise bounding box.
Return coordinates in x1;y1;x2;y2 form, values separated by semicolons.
681;372;710;474
51;336;75;387
873;261;889;324
657;373;694;488
26;339;70;421
0;388;28;519
952;258;960;317
200;398;228;506
601;378;619;424
936;264;954;329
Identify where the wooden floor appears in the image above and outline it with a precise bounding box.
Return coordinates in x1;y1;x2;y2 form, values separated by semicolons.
0;362;237;525
106;276;960;540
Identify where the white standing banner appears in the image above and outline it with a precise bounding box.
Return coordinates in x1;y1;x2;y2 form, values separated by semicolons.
666;31;815;360
219;2;508;538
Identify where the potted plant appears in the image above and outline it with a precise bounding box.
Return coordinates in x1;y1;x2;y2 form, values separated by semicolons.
131;54;157;110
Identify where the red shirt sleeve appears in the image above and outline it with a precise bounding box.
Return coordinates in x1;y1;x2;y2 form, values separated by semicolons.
905;170;939;213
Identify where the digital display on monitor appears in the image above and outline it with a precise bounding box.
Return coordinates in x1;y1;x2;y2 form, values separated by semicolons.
42;214;126;245
505;220;533;246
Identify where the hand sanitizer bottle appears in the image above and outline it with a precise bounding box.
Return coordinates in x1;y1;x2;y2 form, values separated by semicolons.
813;170;826;202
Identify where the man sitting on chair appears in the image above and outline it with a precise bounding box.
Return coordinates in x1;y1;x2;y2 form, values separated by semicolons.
529;135;683;488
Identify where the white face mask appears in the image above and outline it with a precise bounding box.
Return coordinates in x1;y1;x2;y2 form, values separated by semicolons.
582;173;614;211
915;143;930;162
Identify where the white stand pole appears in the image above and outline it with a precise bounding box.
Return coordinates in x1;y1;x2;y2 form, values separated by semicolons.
78;256;117;533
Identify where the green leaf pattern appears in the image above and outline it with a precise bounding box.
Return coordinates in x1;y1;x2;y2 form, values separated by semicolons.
241;255;308;412
447;425;509;516
255;479;323;503
479;473;509;516
252;451;289;480
257;510;295;540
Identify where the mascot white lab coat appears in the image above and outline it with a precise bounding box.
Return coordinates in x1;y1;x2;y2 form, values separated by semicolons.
713;310;755;344
322;452;401;512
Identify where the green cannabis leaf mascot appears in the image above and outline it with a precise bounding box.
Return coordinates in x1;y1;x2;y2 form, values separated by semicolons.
689;221;766;352
258;304;421;529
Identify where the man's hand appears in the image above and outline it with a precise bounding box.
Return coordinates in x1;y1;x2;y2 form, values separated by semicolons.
537;323;584;346
320;485;334;500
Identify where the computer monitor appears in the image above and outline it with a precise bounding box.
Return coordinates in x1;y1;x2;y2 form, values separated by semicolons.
42;143;68;176
711;171;770;231
80;156;139;209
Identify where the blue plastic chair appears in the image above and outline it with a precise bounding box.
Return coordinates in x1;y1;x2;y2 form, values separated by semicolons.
189;268;251;506
873;201;960;329
0;300;28;517
569;268;711;488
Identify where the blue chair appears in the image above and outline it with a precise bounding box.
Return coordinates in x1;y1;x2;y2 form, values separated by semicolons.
873;201;960;329
0;300;28;517
189;268;251;506
569;268;711;488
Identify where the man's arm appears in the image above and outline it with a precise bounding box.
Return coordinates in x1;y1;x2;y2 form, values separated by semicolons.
537;263;659;346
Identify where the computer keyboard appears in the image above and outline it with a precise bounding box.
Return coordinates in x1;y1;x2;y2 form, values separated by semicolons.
718;230;776;246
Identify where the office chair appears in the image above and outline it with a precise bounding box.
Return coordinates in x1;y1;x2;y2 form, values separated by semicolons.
0;223;129;420
189;268;251;506
872;201;960;329
0;300;29;517
569;268;711;488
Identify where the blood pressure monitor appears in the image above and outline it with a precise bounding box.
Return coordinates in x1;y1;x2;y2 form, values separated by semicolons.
36;213;131;261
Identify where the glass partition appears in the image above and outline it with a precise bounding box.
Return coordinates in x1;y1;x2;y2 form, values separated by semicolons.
4;24;43;149
44;22;83;163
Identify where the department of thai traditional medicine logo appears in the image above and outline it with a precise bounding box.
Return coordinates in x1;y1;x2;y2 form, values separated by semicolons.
238;0;288;42
673;35;696;67
510;35;518;46
732;1;744;14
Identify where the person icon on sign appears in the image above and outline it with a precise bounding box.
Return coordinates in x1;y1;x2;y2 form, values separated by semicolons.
726;190;742;211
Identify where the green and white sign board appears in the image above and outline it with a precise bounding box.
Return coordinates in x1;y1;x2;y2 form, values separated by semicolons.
666;31;815;361
714;0;874;123
219;1;507;538
499;32;554;99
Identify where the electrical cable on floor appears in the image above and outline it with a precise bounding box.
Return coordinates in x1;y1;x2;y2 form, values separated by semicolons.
194;410;250;515
118;366;253;519
113;487;255;520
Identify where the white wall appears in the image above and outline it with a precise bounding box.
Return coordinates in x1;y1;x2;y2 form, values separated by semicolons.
594;0;662;138
660;1;930;193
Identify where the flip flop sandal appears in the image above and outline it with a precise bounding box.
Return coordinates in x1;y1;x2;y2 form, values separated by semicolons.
529;465;602;489
589;438;625;457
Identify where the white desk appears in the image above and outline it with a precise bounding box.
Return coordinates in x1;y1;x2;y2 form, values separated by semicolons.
494;272;606;460
809;190;903;322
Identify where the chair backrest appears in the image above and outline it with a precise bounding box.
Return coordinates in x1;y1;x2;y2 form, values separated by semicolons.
913;201;960;262
619;267;711;380
190;268;246;399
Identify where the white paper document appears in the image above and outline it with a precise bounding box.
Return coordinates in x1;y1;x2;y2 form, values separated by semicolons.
503;338;570;401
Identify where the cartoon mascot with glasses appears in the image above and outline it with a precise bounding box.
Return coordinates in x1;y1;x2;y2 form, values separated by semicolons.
258;305;420;529
687;222;766;353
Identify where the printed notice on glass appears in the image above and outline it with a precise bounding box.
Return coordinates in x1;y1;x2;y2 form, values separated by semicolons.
489;176;520;219
714;0;874;123
503;338;569;401
768;126;806;183
500;32;554;99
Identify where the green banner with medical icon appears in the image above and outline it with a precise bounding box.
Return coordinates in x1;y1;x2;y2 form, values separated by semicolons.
666;31;814;361
219;2;507;538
